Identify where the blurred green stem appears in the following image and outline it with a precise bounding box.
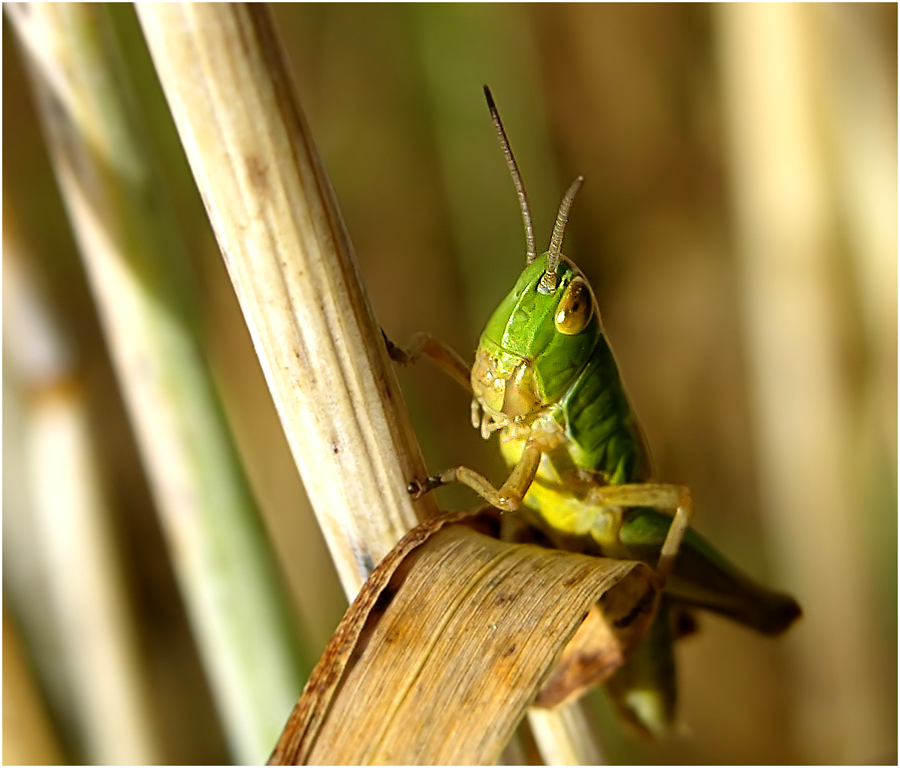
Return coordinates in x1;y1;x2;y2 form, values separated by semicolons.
3;227;159;763
7;5;305;762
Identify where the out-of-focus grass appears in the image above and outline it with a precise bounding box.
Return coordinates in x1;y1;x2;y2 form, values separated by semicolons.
4;4;896;764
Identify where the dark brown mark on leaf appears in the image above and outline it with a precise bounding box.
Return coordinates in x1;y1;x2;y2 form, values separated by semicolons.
373;584;398;614
613;585;656;629
245;153;269;193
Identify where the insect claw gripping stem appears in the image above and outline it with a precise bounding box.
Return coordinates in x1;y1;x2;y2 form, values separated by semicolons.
406;443;542;513
407;468;463;499
383;330;473;394
407;475;444;499
382;329;407;363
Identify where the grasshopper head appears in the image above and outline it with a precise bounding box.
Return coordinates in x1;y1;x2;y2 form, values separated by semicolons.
475;88;596;435
472;253;600;429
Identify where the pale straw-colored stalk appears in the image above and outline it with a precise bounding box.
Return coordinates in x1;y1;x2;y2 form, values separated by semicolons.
527;703;606;765
7;5;305;762
134;4;434;603
716;4;893;762
3;226;159;763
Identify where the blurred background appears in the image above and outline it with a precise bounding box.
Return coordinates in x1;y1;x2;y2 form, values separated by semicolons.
3;4;896;764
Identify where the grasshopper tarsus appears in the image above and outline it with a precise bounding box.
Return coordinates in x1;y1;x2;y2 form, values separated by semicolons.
407;475;444;499
382;329;408;365
384;331;474;394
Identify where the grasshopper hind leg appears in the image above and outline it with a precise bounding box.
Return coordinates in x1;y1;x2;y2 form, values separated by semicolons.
605;597;678;738
586;483;694;584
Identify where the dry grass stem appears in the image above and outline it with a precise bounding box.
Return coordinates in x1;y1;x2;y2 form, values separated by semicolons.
2;609;66;765
527;703;606;766
135;3;435;598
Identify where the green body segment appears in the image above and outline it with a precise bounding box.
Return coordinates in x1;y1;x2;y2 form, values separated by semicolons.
475;254;646;487
558;347;646;484
473;251;800;734
477;253;798;632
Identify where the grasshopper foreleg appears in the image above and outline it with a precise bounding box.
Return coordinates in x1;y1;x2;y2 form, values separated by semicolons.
383;331;472;393
409;441;543;513
587;484;694;583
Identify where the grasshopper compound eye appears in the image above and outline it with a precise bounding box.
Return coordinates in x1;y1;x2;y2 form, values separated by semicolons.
554;277;593;335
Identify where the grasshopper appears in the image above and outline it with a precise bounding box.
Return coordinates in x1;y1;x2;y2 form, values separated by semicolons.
388;87;800;735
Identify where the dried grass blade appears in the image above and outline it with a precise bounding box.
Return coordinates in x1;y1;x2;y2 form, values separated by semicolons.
271;512;658;765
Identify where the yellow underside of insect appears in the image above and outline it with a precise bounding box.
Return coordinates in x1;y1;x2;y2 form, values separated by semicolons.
498;434;629;559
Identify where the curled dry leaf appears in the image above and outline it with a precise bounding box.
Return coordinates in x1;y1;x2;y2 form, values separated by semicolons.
270;509;659;765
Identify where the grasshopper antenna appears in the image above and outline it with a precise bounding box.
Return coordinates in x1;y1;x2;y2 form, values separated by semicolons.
540;176;584;293
484;86;536;263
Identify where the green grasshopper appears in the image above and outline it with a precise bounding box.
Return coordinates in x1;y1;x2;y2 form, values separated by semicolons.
389;86;800;735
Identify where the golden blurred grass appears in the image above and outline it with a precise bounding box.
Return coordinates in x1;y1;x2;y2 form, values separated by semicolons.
4;4;896;764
